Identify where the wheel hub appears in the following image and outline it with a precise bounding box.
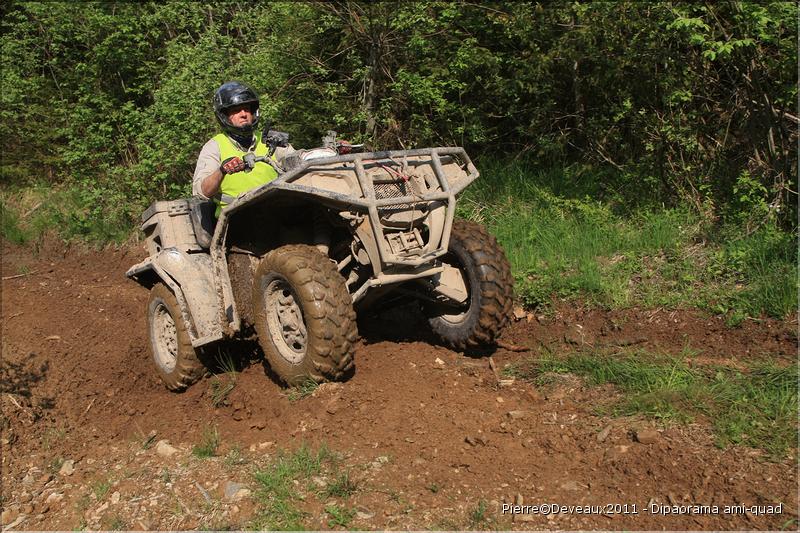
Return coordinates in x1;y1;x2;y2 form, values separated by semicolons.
265;279;307;364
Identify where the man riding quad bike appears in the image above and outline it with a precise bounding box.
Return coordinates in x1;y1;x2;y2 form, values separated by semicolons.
127;84;514;390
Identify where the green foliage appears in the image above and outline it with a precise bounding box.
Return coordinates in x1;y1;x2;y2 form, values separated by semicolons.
1;1;795;234
92;479;111;500
251;443;334;530
460;160;797;319
0;185;131;245
286;378;319;402
325;471;358;499
325;504;356;529
707;224;797;319
513;352;798;458
0;198;26;244
191;425;220;458
467;499;491;529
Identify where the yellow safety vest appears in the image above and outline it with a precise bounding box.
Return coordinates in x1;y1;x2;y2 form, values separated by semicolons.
214;132;278;216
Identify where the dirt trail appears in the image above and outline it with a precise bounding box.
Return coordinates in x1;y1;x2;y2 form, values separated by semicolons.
1;239;797;530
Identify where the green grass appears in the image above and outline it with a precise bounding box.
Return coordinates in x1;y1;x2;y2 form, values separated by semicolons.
467;499;492;529
286;378;319;402
459;161;797;320
224;445;247;467
250;443;335;530
0;184;134;245
508;351;798;458
325;470;358;498
209;377;236;408
1;198;27;244
92;479;111;500
209;350;239;407
325;504;356;528
191;426;220;458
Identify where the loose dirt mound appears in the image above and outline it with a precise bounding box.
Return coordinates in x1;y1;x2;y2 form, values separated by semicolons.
1;240;796;530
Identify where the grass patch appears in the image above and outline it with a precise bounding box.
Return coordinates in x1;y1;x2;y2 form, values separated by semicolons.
510;351;798;458
209;350;239;407
1;198;27;244
47;456;65;474
458;161;797;320
191;425;220;458
92;479;111;500
286;378;319;402
250;443;335;530
209;377;236;408
0;184;134;245
224;445;247;467
325;470;358;498
467;499;491;529
325;504;356;528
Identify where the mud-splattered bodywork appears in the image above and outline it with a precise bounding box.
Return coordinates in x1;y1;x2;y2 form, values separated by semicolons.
127;147;477;347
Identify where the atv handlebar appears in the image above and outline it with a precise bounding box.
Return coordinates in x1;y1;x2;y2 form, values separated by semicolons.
243;129;364;175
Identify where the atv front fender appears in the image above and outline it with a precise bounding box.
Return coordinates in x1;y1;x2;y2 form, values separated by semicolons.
126;249;224;347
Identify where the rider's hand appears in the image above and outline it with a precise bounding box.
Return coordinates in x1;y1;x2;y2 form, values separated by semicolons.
220;156;245;175
338;140;352;154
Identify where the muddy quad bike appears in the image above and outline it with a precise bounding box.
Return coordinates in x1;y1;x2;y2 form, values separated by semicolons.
127;130;514;390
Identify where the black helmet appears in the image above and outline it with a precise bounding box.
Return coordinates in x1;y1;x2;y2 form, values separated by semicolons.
213;81;260;136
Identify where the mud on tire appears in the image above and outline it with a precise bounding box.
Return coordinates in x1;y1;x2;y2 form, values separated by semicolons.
147;283;206;391
426;219;514;350
252;244;358;386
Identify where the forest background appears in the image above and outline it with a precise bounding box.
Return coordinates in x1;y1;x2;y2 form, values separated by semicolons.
1;1;797;321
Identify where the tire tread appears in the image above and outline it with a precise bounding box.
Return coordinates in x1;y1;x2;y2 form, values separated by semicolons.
428;219;514;350
252;245;357;385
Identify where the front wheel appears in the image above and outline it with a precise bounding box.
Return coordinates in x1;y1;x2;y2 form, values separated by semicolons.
252;245;358;386
147;283;206;391
426;219;514;350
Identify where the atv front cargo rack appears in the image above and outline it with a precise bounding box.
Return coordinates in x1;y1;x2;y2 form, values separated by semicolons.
217;147;478;266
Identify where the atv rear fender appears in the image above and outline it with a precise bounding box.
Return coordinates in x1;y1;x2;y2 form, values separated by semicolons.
126;249;224;347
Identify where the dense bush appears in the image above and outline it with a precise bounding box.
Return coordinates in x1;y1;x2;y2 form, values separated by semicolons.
1;1;796;225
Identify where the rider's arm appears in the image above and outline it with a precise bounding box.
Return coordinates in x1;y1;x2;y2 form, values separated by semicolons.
192;139;223;200
200;168;225;199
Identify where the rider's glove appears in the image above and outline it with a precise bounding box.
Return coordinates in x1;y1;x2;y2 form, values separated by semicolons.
220;156;245;175
338;140;352;154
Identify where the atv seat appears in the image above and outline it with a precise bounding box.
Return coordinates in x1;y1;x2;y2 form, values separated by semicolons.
189;197;216;249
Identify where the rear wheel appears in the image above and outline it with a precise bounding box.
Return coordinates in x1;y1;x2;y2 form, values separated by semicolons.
252;245;357;386
426;219;514;350
147;283;206;391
